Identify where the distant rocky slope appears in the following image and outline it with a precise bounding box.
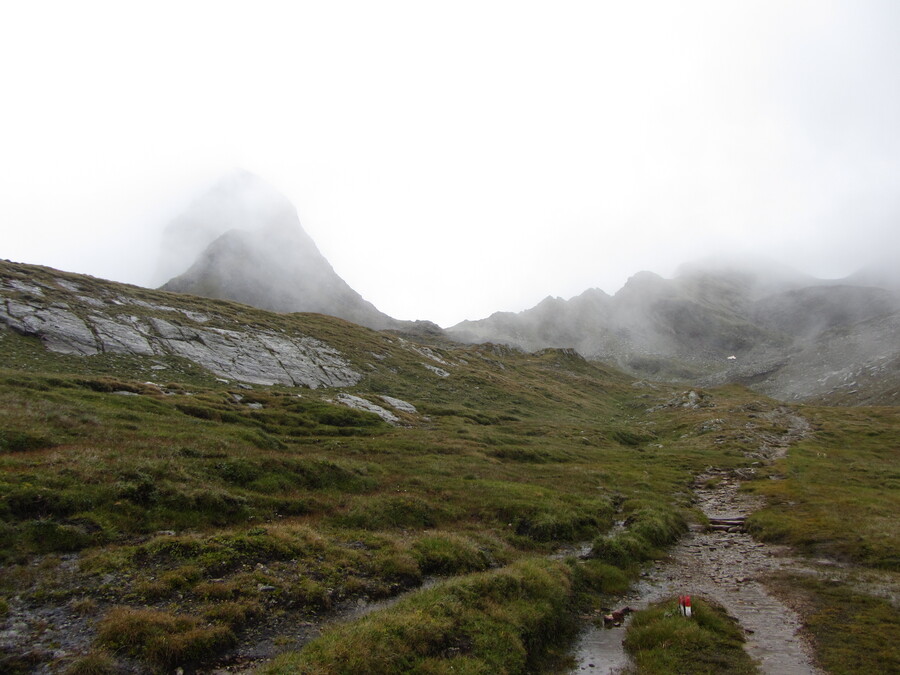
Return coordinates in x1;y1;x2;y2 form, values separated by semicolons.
160;171;435;334
448;261;900;405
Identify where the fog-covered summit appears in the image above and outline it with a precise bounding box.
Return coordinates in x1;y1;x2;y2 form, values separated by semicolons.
159;172;399;330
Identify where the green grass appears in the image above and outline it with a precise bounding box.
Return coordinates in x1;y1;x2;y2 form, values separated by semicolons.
261;558;576;675
1;260;898;673
623;597;757;674
590;504;688;568
766;574;900;674
745;407;900;570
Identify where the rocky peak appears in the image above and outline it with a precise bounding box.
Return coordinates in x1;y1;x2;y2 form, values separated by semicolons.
159;171;398;330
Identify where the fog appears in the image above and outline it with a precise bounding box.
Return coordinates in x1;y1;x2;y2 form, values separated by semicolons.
1;1;898;327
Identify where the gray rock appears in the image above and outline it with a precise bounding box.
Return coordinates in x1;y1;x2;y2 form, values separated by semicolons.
336;394;400;424
0;284;362;390
54;279;81;292
3;300;99;355
146;318;361;388
379;395;417;414
90;314;157;355
4;279;44;295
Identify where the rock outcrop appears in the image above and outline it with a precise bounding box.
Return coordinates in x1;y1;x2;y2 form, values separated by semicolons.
0;262;362;389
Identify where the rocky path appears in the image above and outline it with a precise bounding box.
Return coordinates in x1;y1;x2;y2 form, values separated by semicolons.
569;408;822;674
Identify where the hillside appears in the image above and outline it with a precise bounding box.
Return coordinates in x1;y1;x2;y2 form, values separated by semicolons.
1;261;897;673
449;262;900;405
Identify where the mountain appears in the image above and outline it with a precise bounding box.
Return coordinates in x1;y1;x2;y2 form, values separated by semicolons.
448;259;900;404
160;171;419;332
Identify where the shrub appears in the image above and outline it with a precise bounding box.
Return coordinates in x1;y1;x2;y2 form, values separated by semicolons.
4;487;77;518
24;520;93;553
0;430;55;453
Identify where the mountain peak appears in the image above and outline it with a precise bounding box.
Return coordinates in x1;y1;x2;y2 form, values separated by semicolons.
158;172;397;330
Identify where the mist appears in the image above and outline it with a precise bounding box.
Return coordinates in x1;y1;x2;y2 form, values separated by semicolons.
1;2;899;328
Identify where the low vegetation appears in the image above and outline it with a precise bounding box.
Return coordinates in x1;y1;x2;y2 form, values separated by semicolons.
263;558;576;674
622;597;757;674
765;573;900;674
0;262;898;673
590;504;688;568
745;406;900;570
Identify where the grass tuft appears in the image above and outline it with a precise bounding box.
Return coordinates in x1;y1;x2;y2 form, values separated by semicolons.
96;607;235;670
623;597;757;674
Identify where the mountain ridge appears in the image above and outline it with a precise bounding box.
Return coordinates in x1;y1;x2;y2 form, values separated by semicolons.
448;261;900;405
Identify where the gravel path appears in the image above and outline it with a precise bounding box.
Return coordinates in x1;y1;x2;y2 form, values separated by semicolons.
569;408;822;674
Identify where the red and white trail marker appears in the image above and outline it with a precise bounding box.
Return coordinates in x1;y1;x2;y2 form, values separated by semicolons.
679;595;692;618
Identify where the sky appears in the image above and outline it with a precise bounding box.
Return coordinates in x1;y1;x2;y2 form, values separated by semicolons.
1;1;899;327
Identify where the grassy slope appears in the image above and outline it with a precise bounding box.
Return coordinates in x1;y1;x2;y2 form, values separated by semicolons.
0;261;897;673
746;406;899;570
743;406;900;673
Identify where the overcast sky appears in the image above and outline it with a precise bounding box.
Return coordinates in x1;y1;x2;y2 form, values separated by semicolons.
2;1;898;327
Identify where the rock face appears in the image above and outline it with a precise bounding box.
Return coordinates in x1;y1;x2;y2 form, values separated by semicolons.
448;260;900;404
159;171;398;331
0;263;362;389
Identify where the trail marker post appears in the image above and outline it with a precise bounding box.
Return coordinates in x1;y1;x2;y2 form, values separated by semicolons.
679;595;692;617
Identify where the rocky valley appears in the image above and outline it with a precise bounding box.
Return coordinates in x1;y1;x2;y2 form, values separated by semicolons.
0;255;897;674
0;171;897;675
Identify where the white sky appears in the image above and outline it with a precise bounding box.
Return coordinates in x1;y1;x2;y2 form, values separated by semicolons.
1;1;898;327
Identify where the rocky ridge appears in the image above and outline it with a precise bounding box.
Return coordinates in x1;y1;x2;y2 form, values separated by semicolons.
449;261;900;405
